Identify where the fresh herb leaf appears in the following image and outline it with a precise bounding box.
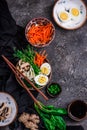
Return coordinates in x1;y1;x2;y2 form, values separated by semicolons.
14;45;40;75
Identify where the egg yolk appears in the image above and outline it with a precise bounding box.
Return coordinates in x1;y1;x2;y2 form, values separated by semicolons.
60;12;68;21
71;8;79;16
38;76;47;84
41;67;49;75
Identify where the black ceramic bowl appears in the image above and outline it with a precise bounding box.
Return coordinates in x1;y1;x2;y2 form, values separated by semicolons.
68;100;87;121
46;83;62;98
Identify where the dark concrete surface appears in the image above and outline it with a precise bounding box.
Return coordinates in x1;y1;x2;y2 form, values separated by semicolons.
2;0;87;130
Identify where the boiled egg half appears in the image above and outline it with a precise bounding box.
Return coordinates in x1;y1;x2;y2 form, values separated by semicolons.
58;11;70;22
70;7;80;19
34;74;48;86
40;62;51;76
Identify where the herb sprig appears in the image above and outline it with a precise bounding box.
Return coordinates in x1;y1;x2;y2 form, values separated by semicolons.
14;45;40;75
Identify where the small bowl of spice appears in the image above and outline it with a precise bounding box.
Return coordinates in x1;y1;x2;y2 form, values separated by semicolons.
46;83;61;98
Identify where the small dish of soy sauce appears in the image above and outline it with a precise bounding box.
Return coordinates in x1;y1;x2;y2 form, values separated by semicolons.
68;100;87;121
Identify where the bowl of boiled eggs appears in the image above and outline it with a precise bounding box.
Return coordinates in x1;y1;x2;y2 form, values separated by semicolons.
53;0;87;30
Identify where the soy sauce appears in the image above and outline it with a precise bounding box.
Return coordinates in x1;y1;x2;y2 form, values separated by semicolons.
69;100;87;119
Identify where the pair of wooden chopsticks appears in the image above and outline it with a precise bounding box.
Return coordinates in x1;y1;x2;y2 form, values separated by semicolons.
2;55;48;108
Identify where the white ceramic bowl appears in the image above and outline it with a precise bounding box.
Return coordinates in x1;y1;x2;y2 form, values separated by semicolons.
0;92;18;127
53;0;87;30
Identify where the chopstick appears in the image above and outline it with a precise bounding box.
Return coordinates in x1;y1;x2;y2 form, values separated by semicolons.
2;55;48;106
2;55;48;100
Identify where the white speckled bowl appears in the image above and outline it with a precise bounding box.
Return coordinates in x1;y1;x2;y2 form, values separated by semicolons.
0;92;18;127
53;0;87;30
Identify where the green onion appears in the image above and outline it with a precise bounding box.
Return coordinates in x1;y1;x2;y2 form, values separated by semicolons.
48;84;61;96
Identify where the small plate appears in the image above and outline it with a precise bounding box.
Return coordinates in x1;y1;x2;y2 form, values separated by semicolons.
53;0;87;30
0;92;18;127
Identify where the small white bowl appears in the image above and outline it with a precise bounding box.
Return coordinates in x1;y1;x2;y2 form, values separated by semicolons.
0;92;18;127
53;0;87;30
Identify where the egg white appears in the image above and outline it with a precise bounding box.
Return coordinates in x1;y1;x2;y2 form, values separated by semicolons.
40;62;51;76
70;7;80;20
34;74;48;86
58;11;70;23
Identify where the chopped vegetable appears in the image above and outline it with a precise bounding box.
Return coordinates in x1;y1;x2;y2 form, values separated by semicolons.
47;83;61;96
26;23;54;45
34;101;67;130
34;52;47;67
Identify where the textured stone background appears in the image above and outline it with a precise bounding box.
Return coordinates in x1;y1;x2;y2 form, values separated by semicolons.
2;0;87;130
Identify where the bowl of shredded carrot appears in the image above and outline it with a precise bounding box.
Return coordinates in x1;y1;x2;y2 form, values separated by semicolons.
25;17;55;47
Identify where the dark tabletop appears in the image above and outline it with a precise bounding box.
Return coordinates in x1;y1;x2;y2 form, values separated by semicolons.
5;0;87;130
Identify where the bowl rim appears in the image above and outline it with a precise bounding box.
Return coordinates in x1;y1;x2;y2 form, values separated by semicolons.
0;92;18;127
52;0;87;30
25;17;55;48
67;99;87;121
46;82;62;98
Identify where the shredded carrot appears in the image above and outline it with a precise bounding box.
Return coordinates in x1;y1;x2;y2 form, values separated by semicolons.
26;23;54;45
34;52;47;67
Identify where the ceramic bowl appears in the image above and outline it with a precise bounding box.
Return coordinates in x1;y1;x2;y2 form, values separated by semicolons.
68;100;87;121
25;17;55;47
53;0;87;30
46;83;61;98
0;92;18;127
